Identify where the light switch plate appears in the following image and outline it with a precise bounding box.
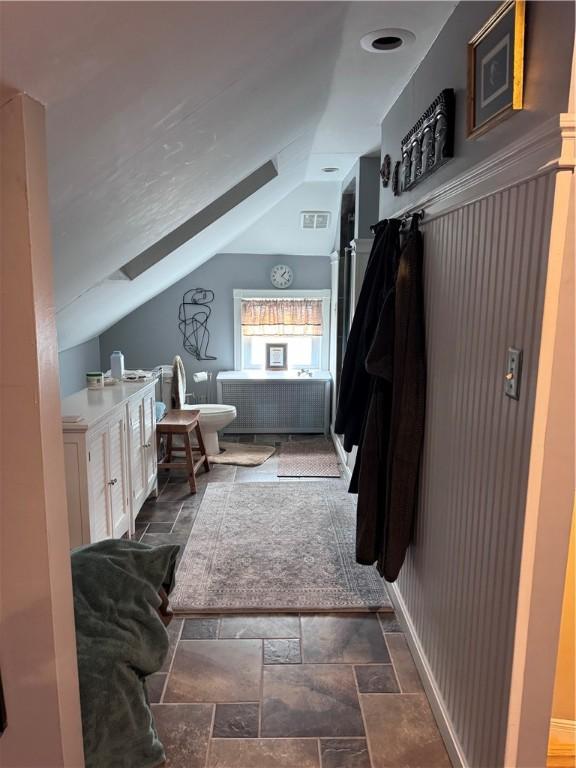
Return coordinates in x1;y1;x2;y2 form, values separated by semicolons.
505;347;523;400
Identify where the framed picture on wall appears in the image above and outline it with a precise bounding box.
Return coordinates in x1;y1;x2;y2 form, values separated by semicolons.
266;343;288;371
467;0;525;138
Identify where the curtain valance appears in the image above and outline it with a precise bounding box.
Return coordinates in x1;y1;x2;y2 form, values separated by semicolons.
241;298;323;336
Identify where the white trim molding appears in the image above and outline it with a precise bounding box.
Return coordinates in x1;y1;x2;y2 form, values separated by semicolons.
232;288;332;371
391;113;576;222
387;582;468;768
349;237;373;318
331;428;352;484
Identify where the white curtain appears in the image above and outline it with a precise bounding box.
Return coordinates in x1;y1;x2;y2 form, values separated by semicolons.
241;298;323;336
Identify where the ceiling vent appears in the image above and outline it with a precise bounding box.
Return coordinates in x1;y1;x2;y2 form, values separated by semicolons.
301;211;331;230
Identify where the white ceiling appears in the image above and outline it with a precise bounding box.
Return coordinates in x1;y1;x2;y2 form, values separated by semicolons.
0;1;455;350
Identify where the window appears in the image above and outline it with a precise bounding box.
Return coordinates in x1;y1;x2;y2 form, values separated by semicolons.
233;291;331;371
243;335;322;370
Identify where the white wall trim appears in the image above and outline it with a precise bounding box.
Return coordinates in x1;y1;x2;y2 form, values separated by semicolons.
331;427;352;484
349;237;373;318
391;113;576;222
232;288;332;371
232;289;332;299
387;581;469;768
329;252;339;428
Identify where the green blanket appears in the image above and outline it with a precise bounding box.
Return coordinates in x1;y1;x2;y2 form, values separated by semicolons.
71;539;180;768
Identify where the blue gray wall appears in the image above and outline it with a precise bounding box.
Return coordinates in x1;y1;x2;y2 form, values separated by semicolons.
379;0;574;218
58;337;101;397
100;252;331;394
340;155;380;238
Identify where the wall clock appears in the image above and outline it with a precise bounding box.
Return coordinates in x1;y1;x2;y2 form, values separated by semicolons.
270;264;294;289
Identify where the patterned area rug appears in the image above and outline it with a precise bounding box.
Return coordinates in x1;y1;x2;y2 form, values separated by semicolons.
277;438;341;477
171;482;391;613
209;441;275;466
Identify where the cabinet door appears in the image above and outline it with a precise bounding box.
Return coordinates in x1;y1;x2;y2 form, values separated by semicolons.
87;423;111;542
108;411;130;539
129;398;147;511
143;390;157;489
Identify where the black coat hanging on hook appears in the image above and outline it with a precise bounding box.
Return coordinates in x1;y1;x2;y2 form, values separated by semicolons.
178;288;217;361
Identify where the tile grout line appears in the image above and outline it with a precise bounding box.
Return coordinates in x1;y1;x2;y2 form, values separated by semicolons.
317;737;323;768
158;618;184;703
258;638;264;738
382;632;404;694
204;703;216;768
354;663;376;768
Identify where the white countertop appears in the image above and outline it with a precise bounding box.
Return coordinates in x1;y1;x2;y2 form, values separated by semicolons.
217;370;332;382
61;379;157;430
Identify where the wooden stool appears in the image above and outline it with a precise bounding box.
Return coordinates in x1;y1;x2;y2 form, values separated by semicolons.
156;409;211;493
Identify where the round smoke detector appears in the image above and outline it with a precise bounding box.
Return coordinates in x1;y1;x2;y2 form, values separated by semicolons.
360;28;416;53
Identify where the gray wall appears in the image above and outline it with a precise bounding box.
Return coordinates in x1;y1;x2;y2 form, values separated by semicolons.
100;252;331;396
357;156;381;238
379;0;574;218
340;155;381;239
58;337;101;397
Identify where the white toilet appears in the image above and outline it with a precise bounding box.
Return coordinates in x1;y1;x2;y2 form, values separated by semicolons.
190;403;237;455
160;357;237;455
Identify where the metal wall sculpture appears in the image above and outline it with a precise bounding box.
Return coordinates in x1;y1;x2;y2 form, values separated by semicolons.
380;154;391;187
178;288;217;360
400;88;455;192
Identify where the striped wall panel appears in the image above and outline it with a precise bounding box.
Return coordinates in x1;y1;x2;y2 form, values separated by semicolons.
396;174;556;768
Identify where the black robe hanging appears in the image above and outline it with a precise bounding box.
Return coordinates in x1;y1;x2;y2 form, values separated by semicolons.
335;220;401;453
356;222;426;581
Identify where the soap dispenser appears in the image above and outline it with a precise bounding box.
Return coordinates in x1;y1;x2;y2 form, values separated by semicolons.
110;350;125;381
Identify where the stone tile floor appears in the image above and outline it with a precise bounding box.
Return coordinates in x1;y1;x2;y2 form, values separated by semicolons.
134;435;452;768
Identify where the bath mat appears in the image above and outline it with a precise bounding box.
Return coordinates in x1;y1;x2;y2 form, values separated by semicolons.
171;481;391;612
277;438;341;477
209;442;275;467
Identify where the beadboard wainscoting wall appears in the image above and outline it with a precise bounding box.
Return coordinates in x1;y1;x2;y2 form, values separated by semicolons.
381;114;575;768
395;174;553;768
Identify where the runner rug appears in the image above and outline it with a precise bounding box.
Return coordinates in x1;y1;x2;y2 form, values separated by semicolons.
171;481;391;613
277;438;341;477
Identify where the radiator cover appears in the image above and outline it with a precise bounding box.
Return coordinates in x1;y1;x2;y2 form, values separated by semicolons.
217;379;330;433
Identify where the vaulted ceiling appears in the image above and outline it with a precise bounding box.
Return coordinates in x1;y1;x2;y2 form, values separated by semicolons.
0;1;455;350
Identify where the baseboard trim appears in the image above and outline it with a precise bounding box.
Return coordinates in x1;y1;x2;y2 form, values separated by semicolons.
387;581;469;768
331;428;352;484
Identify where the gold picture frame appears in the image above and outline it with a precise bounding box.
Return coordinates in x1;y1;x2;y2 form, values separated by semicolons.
467;0;525;138
265;343;288;371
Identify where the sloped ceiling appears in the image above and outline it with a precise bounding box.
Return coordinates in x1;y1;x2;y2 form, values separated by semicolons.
0;1;455;350
223;182;342;256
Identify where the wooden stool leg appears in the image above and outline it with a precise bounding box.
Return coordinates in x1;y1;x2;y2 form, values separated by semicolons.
166;433;173;464
195;423;211;473
184;430;197;494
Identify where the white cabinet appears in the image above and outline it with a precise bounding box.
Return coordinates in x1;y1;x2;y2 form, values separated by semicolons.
62;380;158;548
128;396;147;512
127;388;157;514
86;422;110;542
143;390;157;491
108;409;131;538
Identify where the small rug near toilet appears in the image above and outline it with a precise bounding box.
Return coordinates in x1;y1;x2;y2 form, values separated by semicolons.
277;438;341;478
209;441;275;467
171;481;391;612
